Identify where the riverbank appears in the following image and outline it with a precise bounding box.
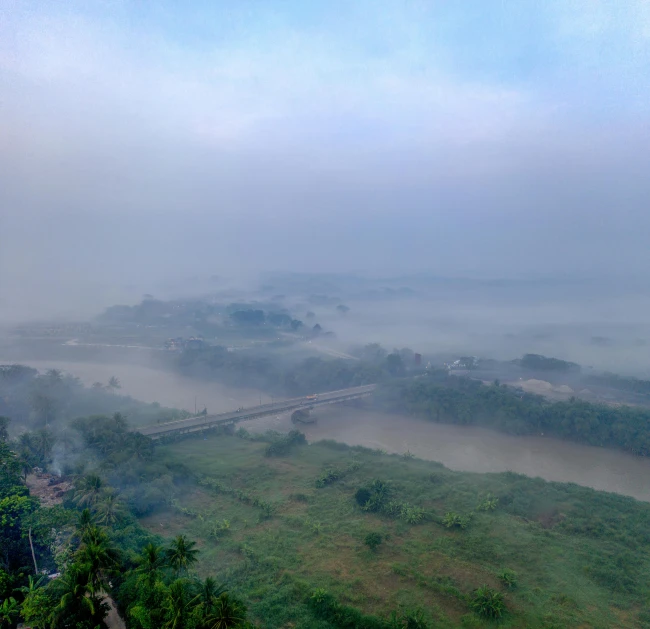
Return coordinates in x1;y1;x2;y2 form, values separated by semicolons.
7;357;650;503
244;406;650;503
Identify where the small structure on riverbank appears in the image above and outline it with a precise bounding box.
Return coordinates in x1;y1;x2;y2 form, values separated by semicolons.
291;408;317;424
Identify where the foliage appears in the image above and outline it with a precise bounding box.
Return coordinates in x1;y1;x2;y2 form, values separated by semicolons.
517;354;580;373
498;569;518;589
166;534;199;575
476;494;499;512
387;608;430;629
469;585;506;619
264;430;306;457
315;461;360;488
378;376;650;455
442;512;472;530
364;532;382;551
1;364;186;432
308;589;387;628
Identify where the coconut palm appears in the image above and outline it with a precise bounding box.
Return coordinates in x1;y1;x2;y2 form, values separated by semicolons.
201;593;247;629
163;579;197;629
76;526;120;591
74;473;103;507
29;391;55;427
166;535;199;576
96;491;126;526
76;508;96;535
108;376;121;392
51;563;108;628
193;577;228;624
198;577;227;608
135;543;165;588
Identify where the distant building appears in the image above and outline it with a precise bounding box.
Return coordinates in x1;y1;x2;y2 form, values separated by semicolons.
414;353;422;366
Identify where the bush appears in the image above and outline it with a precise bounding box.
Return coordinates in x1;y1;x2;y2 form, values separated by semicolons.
470;585;506;619
399;504;426;524
477;494;499;512
355;488;372;506
364;532;382;551
443;512;472;529
388;608;430;629
498;569;518;589
308;588;386;628
315;468;342;488
264;430;306;456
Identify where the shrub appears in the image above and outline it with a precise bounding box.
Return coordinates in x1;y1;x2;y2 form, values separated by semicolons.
364;532;382;551
498;569;518;589
400;504;426;524
443;512;472;529
308;588;386;629
477;494;499;512
355;488;372;506
388;608;429;629
265;430;307;456
315;468;342;488
470;585;506;619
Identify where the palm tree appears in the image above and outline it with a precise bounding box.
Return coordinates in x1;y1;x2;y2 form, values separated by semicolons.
166;535;199;576
76;508;96;535
198;577;227;609
76;526;120;592
193;578;228;626
163;579;197;629
108;376;121;392
201;593;247;629
96;491;126;526
74;473;104;507
51;563;107;628
135;543;165;589
29;391;55;427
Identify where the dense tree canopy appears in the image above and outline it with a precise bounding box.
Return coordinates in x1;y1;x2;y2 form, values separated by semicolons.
378;375;650;455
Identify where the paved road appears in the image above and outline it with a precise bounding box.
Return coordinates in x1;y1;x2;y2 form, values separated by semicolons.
138;384;376;438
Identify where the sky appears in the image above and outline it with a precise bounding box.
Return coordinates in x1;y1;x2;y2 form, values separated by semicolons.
1;0;650;320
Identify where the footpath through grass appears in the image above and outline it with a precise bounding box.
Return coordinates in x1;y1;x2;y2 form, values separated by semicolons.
140;431;650;628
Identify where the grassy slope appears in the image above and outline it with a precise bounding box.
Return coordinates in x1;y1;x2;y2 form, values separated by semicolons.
140;434;650;628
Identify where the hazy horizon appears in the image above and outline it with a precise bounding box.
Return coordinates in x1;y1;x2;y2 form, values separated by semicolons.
2;1;649;322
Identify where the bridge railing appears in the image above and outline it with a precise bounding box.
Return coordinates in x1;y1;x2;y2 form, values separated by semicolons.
139;386;375;437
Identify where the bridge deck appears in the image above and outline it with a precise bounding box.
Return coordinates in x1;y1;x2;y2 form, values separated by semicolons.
138;384;376;438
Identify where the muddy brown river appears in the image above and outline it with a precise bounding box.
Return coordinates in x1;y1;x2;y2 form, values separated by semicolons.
8;359;650;502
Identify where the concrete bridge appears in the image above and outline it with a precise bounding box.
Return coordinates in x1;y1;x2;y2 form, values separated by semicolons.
138;384;376;439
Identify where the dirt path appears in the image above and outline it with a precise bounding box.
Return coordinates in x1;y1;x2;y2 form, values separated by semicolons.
104;596;126;629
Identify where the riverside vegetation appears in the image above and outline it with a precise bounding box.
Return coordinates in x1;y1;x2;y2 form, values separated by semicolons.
4;363;650;627
5;415;650;627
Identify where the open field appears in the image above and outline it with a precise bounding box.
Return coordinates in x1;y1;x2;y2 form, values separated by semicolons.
140;431;650;628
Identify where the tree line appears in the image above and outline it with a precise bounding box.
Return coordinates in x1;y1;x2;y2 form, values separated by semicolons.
1;414;256;628
377;374;650;455
0;364;189;432
174;344;417;397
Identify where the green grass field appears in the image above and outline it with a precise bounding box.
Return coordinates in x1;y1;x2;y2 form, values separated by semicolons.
140;431;650;628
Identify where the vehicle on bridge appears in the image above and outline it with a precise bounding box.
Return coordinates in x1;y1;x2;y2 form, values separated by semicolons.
306;394;319;400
